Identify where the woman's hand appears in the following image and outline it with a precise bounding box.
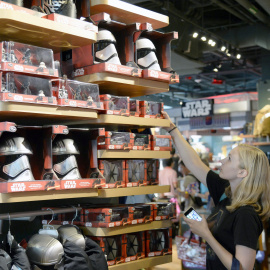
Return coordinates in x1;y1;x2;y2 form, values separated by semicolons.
183;215;211;241
161;111;176;132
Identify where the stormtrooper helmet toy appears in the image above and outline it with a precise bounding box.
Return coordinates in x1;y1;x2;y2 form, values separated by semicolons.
94;28;121;65
52;135;81;180
136;37;161;71
0;133;35;182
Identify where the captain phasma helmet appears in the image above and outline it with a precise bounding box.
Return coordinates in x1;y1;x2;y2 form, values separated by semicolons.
26;234;64;267
0;133;35;182
57;224;85;250
136;37;161;71
94;29;121;65
52;135;81;180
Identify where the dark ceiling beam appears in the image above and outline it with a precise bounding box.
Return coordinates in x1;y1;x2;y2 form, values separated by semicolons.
255;0;270;16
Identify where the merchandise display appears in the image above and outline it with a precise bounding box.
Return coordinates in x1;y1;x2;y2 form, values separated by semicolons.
133;133;151;150
146;159;159;185
126;159;147;187
150;202;177;221
139;101;164;118
0;72;57;105
129;99;140;117
123;232;145;261
151;135;172;151
97;131;135;150
130;204;153;224
99;94;130;116
0;41;58;77
51;78;103;109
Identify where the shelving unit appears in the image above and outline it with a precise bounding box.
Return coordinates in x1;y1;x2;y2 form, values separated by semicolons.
98;150;171;159
82;220;172;236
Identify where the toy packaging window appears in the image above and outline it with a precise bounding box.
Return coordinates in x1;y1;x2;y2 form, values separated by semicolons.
133;134;150;150
151;135;172;151
146;159;159;185
100;94;130;116
124;232;145;261
139;101;164;118
51;78;102;109
151;202;176;220
0;41;58;77
131;204;153;223
0;72;56;105
129;99;140;117
126;160;147;187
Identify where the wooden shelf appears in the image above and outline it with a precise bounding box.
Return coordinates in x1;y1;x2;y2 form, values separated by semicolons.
98;150;170;159
0;188;98;203
109;255;172;270
90;0;169;30
251;142;270;146
82;220;172;236
0;101;97;125
0;10;96;52
98;185;170;198
76;73;169;97
65;114;170;128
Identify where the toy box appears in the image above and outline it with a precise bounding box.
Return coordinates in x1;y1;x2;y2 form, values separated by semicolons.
0;41;58;78
149;202;176;221
51;78;103;109
99;94;130;116
90;235;125;265
123;232;145;262
129;99;140;117
133;134;151;150
97;131;135;150
146;159;159;185
83;205;132;228
145;228;172;257
98;160;126;188
151;135;172;151
0;72;57;105
139;101;164;118
130;204;153;224
125;160;147;187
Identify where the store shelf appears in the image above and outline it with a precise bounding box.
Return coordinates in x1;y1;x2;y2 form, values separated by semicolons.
90;0;169;30
98;150;170;159
109;255;172;270
98;185;170;198
0;101;97;125
0;188;98;203
76;73;169;97
82;220;172;236
251;142;270;146
68;114;170;128
0;10;96;52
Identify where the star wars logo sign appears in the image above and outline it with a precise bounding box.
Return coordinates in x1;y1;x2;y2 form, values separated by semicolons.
181;99;213;118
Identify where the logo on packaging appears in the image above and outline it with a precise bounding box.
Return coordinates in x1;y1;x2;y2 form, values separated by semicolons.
107;64;117;72
56;17;69;25
14;65;24;72
74;68;84;76
0;3;14;10
14;95;23;101
149;70;159;78
69;100;77;106
64;181;76;189
11;183;26;192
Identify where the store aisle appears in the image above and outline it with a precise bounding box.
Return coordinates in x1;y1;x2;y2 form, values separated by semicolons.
152;241;182;270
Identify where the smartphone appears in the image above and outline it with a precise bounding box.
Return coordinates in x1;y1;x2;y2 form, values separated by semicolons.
184;207;202;221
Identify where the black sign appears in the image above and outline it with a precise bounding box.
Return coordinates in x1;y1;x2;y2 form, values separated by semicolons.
181;99;214;118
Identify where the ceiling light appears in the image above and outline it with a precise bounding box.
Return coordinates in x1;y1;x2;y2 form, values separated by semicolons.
179;101;183;105
211;41;216;47
236;53;241;59
226;52;231;57
221;46;226;51
201;36;207;41
208;39;213;45
192;32;198;38
213;68;218;72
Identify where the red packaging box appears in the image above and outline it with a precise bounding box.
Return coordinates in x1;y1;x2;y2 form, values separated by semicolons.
83;205;132;228
146;159;159;185
132;134;151;150
97;131;135;150
51;78;103;109
130;204;153;225
150;135;172;151
0;72;57;105
145;228;172;257
0;41;58;78
43;13;98;33
123;232;145;262
149;202;176;221
125;160;147;187
139;101;164;118
129;99;140;117
99;94;130;116
90;235;125;265
98;160;126;188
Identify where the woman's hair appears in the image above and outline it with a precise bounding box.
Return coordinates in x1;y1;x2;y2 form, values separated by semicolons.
226;144;270;221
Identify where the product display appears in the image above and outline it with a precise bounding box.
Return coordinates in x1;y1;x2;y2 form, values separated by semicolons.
146;159;159;185
150;202;177;220
129;99;140;117
123;232;145;261
0;41;58;77
133;134;151;150
51;78;103;109
151;135;172;151
126;160;147;187
139;101;164;118
99;94;130;116
130;204;153;224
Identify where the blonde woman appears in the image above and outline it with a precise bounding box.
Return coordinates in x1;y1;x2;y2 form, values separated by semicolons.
163;112;270;270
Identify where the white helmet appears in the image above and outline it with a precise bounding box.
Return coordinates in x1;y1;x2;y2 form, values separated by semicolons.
136;38;161;71
94;29;121;65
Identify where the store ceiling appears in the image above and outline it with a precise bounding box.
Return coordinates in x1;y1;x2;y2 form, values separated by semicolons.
123;0;270;107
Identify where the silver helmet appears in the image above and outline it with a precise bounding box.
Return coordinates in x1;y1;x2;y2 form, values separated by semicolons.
136;37;161;71
26;234;64;266
52;136;79;155
57;225;85;250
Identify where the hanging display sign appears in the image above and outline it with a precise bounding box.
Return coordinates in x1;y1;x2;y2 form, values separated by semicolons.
181;99;214;118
